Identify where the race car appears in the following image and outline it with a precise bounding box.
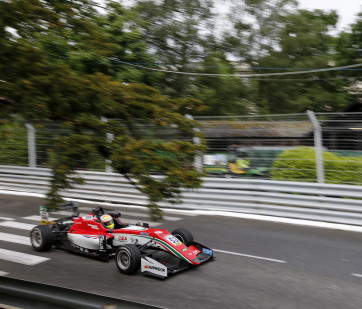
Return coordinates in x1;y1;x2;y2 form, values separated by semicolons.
30;201;214;278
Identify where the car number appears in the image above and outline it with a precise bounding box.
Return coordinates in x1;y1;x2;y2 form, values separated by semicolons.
165;235;182;246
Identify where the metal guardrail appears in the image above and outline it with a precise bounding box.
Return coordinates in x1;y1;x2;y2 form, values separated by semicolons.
0;276;161;309
0;165;362;226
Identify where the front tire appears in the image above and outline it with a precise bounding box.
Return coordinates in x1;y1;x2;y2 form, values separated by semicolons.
115;244;141;275
30;225;55;252
171;228;194;246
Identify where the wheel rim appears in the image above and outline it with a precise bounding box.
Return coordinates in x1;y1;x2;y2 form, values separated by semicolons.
117;249;131;270
32;229;42;247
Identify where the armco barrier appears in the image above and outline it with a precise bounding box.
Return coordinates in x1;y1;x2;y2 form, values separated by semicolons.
0;165;362;226
0;276;161;309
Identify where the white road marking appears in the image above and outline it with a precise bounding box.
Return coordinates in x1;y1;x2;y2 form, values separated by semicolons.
0;217;15;221
0;232;31;246
22;215;58;222
0;248;50;265
213;249;287;263
0;221;36;231
0;271;9;276
352;273;362;278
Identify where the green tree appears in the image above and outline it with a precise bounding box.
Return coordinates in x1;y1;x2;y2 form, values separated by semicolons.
0;0;205;220
132;0;217;97
255;9;352;113
96;1;161;85
194;52;252;115
335;11;362;96
0;118;28;166
222;0;297;61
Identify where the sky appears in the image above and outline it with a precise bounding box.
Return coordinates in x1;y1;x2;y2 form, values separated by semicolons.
96;0;361;32
297;0;361;31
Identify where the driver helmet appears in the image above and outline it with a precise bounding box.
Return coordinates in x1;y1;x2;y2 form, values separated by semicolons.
100;214;114;229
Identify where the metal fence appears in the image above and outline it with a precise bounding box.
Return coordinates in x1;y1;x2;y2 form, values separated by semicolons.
0;165;362;226
0;111;362;185
195;111;362;185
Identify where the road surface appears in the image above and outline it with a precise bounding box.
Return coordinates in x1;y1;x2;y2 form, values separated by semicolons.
0;194;362;308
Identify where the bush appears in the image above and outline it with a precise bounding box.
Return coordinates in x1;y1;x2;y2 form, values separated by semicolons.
0;120;28;166
271;146;362;185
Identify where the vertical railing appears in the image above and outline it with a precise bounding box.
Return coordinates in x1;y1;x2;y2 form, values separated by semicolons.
307;110;325;183
101;117;114;173
185;114;203;172
25;123;36;167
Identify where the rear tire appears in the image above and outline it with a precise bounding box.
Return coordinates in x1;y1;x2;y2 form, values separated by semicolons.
171;228;194;246
30;225;55;252
115;244;141;275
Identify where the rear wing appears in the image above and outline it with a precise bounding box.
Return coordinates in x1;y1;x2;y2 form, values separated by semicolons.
40;201;80;225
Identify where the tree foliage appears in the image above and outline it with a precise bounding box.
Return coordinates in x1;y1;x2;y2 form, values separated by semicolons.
0;0;361;219
131;0;217;97
0;0;205;221
254;9;353;114
335;12;362;96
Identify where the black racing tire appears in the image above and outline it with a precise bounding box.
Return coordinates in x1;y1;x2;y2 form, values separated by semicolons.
171;228;194;246
30;225;55;252
115;244;141;275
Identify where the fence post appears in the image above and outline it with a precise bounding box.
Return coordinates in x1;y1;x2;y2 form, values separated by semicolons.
185;114;203;172
307;110;325;183
100;117;114;173
25;123;36;167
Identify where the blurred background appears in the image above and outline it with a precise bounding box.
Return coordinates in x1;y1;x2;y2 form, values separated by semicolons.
0;0;361;185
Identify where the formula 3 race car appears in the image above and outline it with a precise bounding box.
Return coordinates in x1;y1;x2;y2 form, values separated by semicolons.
30;202;214;278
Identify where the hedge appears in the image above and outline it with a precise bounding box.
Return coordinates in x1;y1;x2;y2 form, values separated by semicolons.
271;146;362;185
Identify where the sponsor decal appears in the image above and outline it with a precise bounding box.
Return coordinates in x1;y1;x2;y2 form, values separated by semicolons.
155;231;163;234
193;249;201;255
140;232;150;236
182;248;188;252
145;265;166;272
71;243;97;255
99;234;106;250
88;224;99;230
40;208;49;224
82;235;98;239
202;248;213;256
164;235;182;246
118;236;127;242
83;215;94;220
73;217;79;220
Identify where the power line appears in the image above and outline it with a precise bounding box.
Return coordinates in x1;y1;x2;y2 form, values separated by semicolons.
113;61;362;77
112;62;362;71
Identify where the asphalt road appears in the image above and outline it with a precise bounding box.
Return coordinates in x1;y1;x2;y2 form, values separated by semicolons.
0;193;362;309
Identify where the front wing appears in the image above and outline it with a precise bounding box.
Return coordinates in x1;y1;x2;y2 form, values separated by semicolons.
141;242;214;278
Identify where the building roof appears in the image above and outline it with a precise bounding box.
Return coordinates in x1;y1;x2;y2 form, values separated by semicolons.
199;120;313;138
